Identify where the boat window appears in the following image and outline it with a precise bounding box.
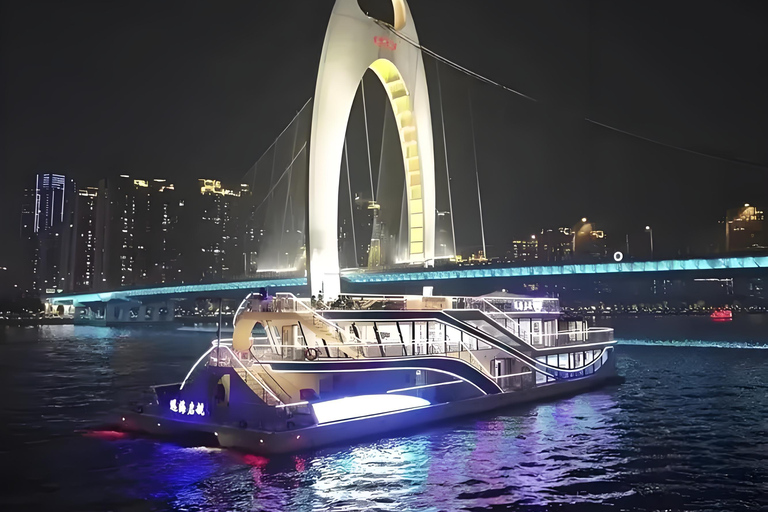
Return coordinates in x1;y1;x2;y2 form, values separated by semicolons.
558;353;568;369
445;325;463;352
466;319;521;348
399;322;413;353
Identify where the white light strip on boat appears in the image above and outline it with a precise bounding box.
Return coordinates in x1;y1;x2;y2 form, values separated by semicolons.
179;346;215;390
492;371;532;379
534;340;617;352
269;365;494;395
534;347;611;374
531;347;613;379
312;394;431;424
223;346;284;405
386;379;464;394
275;401;309;408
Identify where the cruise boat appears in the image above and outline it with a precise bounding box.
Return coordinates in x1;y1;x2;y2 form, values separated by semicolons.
117;291;622;454
710;308;733;321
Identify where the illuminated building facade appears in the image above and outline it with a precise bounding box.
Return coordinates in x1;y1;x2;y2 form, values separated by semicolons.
59;187;99;292
572;219;608;260
32;173;76;293
726;204;765;252
94;176;180;290
508;238;539;262
184;179;248;281
19;187;37;294
537;227;574;262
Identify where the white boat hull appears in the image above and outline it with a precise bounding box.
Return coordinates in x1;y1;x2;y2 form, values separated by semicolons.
118;368;622;455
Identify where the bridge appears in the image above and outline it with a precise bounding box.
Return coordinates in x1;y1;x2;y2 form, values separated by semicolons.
49;254;766;307
46;0;767;322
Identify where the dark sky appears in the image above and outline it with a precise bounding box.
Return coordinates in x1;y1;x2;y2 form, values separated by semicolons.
2;0;767;275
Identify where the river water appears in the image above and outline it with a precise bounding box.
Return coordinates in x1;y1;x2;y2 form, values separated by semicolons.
1;315;767;511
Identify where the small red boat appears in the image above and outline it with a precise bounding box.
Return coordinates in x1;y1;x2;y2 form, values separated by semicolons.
710;309;733;320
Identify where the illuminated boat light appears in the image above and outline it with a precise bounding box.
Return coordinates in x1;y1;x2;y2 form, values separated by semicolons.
275;401;309;408
311;394;431;424
180;346;215;390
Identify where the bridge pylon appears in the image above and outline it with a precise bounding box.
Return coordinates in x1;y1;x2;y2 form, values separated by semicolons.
308;0;436;298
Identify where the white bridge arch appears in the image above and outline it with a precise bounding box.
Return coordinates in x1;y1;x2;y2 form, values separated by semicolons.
308;0;436;297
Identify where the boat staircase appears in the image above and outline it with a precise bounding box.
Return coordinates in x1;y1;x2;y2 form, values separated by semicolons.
233;363;294;406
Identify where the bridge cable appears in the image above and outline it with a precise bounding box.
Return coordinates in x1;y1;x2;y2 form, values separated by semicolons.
278;114;302;268
468;90;487;258
586;118;768;171
436;60;457;258
250;142;308;216
374;20;536;103
253;97;313;172
376;20;767;172
360;80;377;200
344;138;359;266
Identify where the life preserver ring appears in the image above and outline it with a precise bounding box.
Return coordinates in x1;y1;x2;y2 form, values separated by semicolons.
305;348;320;361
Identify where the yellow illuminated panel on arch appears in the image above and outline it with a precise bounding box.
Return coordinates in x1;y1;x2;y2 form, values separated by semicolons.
392;0;407;30
368;58;425;260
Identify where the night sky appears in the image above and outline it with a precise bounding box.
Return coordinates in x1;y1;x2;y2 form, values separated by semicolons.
2;1;767;282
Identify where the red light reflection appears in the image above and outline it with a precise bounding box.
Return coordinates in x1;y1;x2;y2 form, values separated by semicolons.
242;454;269;468
85;430;128;440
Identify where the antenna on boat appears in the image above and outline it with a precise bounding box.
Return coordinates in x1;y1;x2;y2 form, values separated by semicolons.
217;297;222;362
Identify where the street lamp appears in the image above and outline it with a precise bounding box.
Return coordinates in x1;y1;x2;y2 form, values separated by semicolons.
645;225;654;259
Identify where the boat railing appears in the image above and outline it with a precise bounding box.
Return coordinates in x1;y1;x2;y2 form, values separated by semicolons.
245;337;492;377
525;327;615;348
476;299;533;342
475;306;613;348
274;292;367;351
208;340;289;405
267;292;563;315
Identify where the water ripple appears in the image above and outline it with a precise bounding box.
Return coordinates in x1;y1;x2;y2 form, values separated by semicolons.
1;321;768;511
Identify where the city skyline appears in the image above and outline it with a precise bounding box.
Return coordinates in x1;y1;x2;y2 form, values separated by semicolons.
8;168;765;300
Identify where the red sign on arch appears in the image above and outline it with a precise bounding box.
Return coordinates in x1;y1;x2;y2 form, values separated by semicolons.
373;36;397;51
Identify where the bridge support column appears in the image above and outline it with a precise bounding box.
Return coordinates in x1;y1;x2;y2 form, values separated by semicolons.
99;299;175;326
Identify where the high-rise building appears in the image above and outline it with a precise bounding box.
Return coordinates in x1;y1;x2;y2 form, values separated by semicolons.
60;187;98;291
94;176;180;290
507;237;538;262
726;204;765;252
572;219;607;260
537;227;573;262
183;179;246;281
34;173;69;235
32;173;76;293
19;187;37;293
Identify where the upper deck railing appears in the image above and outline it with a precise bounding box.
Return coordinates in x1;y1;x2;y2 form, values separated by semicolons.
234;292;612;352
